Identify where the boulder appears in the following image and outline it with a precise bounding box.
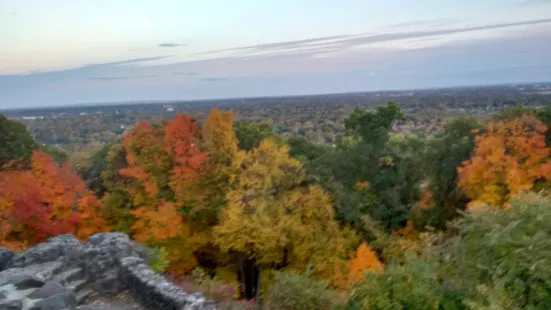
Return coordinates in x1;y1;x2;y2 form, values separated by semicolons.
73;233;142;294
0;298;22;310
0;232;217;310
29;291;77;310
0;261;64;286
0;247;13;271
0;268;45;288
28;281;70;299
7;235;81;269
0;288;23;310
76;306;128;310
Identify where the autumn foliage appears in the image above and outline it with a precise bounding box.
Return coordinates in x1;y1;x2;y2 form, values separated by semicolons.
5;104;551;307
458;116;551;209
348;242;384;285
214;140;356;277
0;151;105;249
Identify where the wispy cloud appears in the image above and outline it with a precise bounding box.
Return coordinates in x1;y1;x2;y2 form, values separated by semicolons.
519;0;551;5
202;18;551;57
86;75;156;81
199;35;352;55
0;56;170;79
386;19;460;29
173;72;198;76
1;24;550;109
159;43;182;48
201;77;228;82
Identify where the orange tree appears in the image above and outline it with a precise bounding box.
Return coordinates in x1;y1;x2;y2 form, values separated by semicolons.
111;110;240;275
0;151;106;249
458;115;551;209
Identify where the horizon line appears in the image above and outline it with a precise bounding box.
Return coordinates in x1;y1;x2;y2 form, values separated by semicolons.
2;80;550;113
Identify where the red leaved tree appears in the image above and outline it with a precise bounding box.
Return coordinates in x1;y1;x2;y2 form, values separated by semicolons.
0;151;106;248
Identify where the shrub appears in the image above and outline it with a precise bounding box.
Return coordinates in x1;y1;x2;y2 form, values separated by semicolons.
263;267;342;310
188;267;240;304
449;193;551;309
147;246;170;273
344;256;465;310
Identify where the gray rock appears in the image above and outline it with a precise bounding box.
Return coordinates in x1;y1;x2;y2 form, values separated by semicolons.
66;279;87;293
129;242;149;262
0;269;44;288
13;275;45;291
0;247;13;271
29;291;77;310
77;307;127;310
28;281;69;299
75;233;139;288
119;257;216;310
93;275;123;294
75;288;94;304
0;232;217;310
8;235;81;268
54;268;85;285
0;298;22;310
0;285;24;310
0;261;64;287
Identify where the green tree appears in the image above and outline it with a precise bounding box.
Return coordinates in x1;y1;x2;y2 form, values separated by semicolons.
264;268;342;310
345;256;464;310
345;102;405;147
99;143;134;233
435;193;551;310
305;103;418;231
234;121;280;151
418;117;482;230
493;105;535;121
287;136;328;163
537;104;551;146
0;114;37;169
39;145;69;165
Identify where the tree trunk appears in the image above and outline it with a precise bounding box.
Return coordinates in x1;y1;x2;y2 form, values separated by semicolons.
256;264;262;310
239;257;246;299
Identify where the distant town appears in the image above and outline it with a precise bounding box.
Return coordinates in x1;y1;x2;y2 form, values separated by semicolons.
2;82;550;153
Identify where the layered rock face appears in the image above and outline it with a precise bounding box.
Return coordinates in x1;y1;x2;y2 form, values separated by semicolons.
0;233;216;310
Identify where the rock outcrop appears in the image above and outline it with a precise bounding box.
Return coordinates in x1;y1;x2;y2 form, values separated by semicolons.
0;233;216;310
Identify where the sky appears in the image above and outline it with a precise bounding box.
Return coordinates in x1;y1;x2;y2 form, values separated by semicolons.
1;0;551;108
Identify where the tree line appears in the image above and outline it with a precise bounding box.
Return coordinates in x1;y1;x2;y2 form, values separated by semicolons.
1;103;551;309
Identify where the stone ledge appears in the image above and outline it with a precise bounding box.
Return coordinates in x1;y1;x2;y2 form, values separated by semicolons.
0;233;216;310
120;257;216;310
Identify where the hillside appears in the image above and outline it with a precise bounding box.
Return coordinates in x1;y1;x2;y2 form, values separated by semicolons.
2;103;551;309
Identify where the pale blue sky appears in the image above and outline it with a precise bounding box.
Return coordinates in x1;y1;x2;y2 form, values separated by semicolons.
1;0;550;108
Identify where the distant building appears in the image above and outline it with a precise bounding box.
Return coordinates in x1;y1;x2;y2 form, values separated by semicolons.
21;116;44;120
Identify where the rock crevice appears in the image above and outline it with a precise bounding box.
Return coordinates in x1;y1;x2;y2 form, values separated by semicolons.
0;233;216;310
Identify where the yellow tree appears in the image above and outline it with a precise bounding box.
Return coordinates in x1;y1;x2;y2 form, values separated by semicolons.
196;109;240;227
214;139;357;296
202;108;239;167
458;115;550;209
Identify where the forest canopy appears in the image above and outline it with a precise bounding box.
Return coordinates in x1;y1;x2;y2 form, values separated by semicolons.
2;103;551;309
